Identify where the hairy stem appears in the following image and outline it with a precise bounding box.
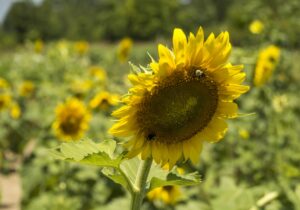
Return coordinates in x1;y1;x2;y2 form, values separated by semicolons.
130;158;153;210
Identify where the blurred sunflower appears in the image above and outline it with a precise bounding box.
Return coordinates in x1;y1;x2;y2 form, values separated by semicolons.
89;66;107;83
249;20;264;34
34;39;44;53
74;41;89;55
0;94;12;112
19;81;35;97
110;27;249;167
239;128;249;140
10;102;21;119
147;185;182;205
53;98;91;141
70;79;93;96
118;37;133;62
89;91;119;110
254;45;280;86
0;78;10;89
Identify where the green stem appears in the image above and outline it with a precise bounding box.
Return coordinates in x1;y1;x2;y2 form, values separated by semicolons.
130;157;153;210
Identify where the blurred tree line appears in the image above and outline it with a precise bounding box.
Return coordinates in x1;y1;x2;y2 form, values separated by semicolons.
0;0;299;47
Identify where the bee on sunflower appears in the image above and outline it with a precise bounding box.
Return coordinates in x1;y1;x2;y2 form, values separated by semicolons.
89;91;119;111
53;98;91;141
254;45;280;86
110;27;249;167
118;37;133;62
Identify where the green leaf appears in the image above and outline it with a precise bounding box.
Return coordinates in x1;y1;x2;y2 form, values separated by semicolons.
148;164;201;191
49;139;121;168
118;157;201;192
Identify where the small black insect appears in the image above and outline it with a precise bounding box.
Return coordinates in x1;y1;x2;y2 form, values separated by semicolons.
147;133;156;141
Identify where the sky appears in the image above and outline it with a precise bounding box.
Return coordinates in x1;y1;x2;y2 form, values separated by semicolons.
0;0;43;24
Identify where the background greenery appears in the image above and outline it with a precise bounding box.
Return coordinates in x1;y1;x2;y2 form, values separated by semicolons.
0;0;300;210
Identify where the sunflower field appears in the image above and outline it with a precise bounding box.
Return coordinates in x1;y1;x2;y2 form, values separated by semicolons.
0;0;300;210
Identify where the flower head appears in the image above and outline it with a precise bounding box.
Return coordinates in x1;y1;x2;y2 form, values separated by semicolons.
249;20;264;34
89;66;107;83
53;98;91;141
89;91;119;110
110;27;249;167
0;94;11;112
118;37;133;62
19;81;35;97
74;41;89;55
0;78;9;90
10;102;21;119
254;45;280;86
147;185;182;205
34;39;44;53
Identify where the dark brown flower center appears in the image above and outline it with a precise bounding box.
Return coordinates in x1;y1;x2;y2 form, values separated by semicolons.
136;69;218;144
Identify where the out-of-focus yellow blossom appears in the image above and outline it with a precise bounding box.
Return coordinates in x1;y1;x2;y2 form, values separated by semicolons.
71;79;93;96
34;39;44;53
52;98;91;141
0;78;9;90
110;27;249;167
147;185;182;205
249;20;264;34
74;41;89;55
56;40;70;57
89;66;107;83
0;94;11;112
272;94;288;113
118;37;133;62
89;91;119;110
19;81;35;97
239;129;250;140
254;45;281;86
10;102;21;119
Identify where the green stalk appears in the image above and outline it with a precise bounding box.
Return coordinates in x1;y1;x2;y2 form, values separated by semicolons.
130;157;153;210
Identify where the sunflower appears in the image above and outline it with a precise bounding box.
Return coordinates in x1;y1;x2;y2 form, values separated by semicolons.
118;37;133;62
254;45;280;86
89;91;119;110
249;20;264;34
147;185;182;205
89;66;107;83
74;41;89;55
19;81;35;97
53;98;91;141
10;102;21;119
110;27;249;167
0;78;9;90
0;94;12;112
34;39;44;53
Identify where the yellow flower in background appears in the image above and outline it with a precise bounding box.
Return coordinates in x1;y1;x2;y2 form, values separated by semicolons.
0;78;9;90
89;91;119;110
89;66;107;83
249;20;264;34
70;79;93;96
147;185;182;205
272;94;288;113
34;39;44;53
254;45;281;86
74;41;89;55
239;129;249;140
0;94;11;112
118;37;133;62
110;27;249;167
10;102;21;119
53;98;91;141
56;40;70;57
19;81;35;97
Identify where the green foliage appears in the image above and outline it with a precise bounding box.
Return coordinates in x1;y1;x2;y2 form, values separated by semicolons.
50;139;201;194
